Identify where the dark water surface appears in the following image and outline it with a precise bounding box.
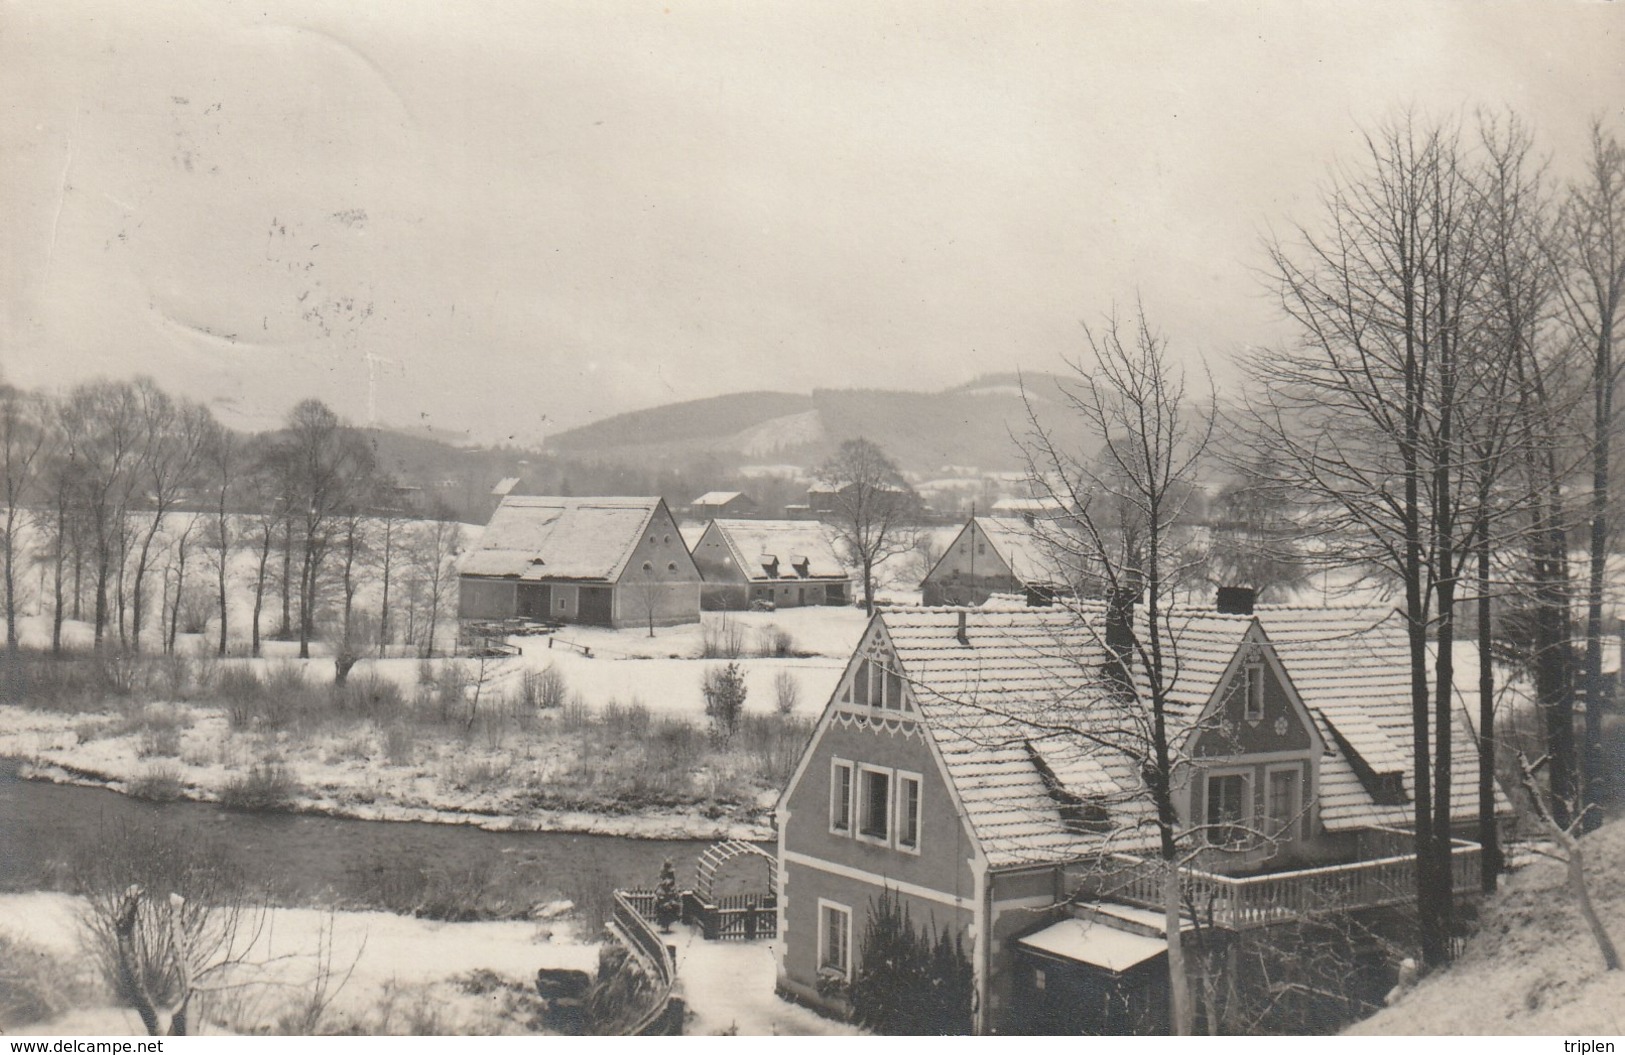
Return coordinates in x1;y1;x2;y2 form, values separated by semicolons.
0;758;725;913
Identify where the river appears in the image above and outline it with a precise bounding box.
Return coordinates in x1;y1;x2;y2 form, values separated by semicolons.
0;759;731;917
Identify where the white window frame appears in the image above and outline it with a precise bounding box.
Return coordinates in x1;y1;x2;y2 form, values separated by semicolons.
830;758;854;835
856;763;893;846
818;899;853;979
895;770;923;854
1203;766;1253;847
1265;762;1302;842
1244;664;1265;721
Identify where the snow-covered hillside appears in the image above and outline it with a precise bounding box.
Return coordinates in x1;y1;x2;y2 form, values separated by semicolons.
1351;820;1625;1035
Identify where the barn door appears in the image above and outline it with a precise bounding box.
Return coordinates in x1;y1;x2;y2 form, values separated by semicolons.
517;583;552;620
578;586;613;626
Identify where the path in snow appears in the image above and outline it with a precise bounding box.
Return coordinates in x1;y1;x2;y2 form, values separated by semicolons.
665;923;861;1036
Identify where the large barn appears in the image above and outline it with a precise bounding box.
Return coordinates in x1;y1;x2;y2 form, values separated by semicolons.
457;496;702;629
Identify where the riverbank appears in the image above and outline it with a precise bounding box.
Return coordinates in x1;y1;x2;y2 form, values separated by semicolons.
0;701;778;842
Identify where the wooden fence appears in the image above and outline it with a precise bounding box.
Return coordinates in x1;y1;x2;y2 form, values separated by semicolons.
619;888;777;943
1100;831;1483;930
607;889;685;1035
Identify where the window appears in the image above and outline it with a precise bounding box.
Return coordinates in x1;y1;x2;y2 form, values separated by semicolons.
1244;664;1264;720
642;561;653;572
1267;766;1300;840
819;901;852;978
830;760;853;833
667;561;678;572
897;772;922;852
853;660;871;706
858;766;891;842
883;667;903;710
1206;771;1249;845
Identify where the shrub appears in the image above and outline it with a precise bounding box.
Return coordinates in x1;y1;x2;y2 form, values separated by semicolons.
850;890;974;1035
0;932;93;1027
753;625;796;658
518;664;567;711
700;614;744;659
773;669;800;715
336;673;405;717
221;761;300;811
216;665;265;729
382;721;416;766
701;662;747;745
134;705;190;758
128;762;185;802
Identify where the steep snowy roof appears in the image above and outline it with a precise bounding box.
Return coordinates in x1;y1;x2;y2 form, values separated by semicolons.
971;516;1079;587
459;496;659;582
877;602;1501;869
707;519;850;582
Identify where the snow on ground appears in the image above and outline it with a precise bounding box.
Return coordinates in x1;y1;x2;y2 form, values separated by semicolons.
0;891;595;1036
666;922;860;1037
1349;819;1625;1035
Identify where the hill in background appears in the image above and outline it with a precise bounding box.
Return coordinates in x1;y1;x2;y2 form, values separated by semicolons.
546;373;1093;474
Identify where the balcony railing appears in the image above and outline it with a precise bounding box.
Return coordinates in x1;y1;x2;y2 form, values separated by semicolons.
1098;827;1482;930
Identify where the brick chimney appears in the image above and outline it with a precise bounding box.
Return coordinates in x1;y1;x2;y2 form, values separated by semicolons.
1104;586;1137;688
1216;586;1257;616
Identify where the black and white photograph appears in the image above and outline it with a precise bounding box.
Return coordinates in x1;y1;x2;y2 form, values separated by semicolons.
2;0;1623;1039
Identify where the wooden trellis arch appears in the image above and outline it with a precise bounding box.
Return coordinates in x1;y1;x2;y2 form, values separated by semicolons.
694;840;778;903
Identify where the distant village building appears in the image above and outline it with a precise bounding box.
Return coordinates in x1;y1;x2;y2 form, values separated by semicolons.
774;598;1506;1034
690;490;756;519
807;481;916;518
920;515;1078;606
458;496;701;628
487;476;523;517
689;519;852;610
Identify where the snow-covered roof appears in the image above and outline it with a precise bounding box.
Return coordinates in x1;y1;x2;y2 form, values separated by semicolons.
706;519;850;583
971;516;1078;587
459;496;660;582
692;491;745;506
1255;605;1494;829
490;477;521;497
1017;917;1167;973
876;602;1502;869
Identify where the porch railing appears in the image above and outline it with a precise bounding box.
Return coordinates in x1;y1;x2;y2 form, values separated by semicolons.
1098;829;1482;930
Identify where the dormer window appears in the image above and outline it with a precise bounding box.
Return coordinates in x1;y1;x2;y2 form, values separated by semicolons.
1244;664;1264;721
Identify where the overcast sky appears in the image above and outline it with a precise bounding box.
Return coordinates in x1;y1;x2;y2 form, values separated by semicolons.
3;1;1621;444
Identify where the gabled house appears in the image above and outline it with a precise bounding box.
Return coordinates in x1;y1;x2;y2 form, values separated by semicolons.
774;597;1504;1034
689;519;852;610
920;515;1081;606
691;491;756;519
458;496;702;629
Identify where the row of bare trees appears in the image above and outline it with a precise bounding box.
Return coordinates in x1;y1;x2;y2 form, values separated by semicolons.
0;378;464;670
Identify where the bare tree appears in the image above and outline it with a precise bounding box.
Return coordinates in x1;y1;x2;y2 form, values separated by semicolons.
1016;302;1215;1035
273;400;377;658
816;438;918;614
0;385;50;653
128;382;212;652
1241;114;1524;966
201;423;238;657
1517;753;1620;970
1554;121;1625;832
407;511;460;658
